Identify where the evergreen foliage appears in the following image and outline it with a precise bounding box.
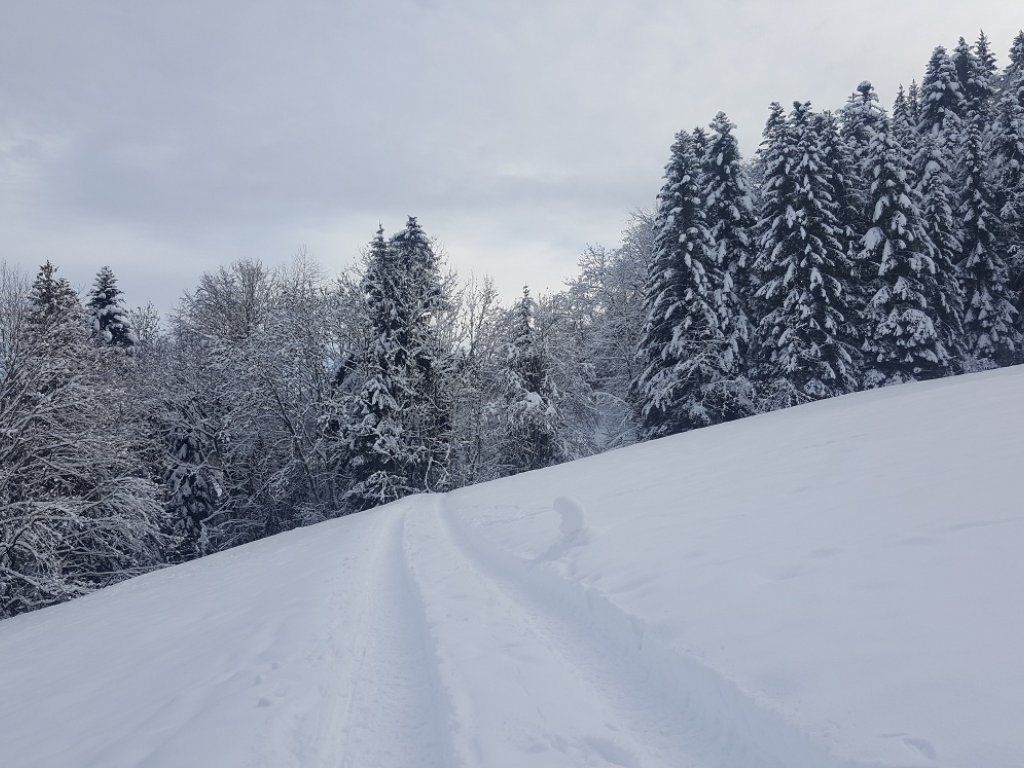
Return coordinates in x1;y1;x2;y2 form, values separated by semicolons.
1008;31;1024;83
703;112;756;365
388;217;454;492
919;46;966;139
957;121;1018;364
861;122;954;383
839;81;889;215
915;134;967;366
87;266;137;351
752;102;860;404
162;398;222;561
497;287;563;474
341;228;416;511
634;129;739;438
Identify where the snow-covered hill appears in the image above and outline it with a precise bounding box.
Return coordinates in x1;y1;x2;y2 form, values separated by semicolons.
3;367;1023;768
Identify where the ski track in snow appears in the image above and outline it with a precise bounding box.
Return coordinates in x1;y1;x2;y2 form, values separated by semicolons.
407;494;876;768
330;505;453;768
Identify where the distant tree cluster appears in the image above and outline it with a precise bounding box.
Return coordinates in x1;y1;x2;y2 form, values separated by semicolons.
634;30;1024;434
0;220;594;617
2;30;1022;618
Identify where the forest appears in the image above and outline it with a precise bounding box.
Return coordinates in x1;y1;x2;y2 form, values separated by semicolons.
1;30;1022;619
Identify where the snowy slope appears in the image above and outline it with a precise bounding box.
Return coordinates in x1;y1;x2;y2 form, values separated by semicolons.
2;368;1023;768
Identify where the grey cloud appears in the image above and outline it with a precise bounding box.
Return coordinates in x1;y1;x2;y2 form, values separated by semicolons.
1;0;1021;308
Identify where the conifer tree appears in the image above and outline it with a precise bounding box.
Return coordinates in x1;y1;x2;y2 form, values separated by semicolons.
752;102;860;404
389;216;454;491
25;261;86;391
162;398;221;560
991;39;1024;338
816;111;865;293
1007;31;1024;84
952;37;989;119
975;31;998;73
839;81;888;192
838;81;889;293
341;228;416;510
972;31;998;114
691;126;709;166
747;102;789;329
907;81;923;127
27;261;80;331
915;134;967;366
87;266;137;351
958;120;1018;365
919;46;967;140
498;286;563;474
703;112;755;367
893;85;920;155
633;129;736;438
861;121;956;384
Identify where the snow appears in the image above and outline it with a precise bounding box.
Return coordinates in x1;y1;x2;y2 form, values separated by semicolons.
3;367;1024;767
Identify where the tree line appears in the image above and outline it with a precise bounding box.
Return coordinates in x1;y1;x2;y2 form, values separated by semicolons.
2;30;1022;618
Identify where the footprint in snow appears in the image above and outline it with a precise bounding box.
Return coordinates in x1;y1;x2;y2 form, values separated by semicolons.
536;497;589;561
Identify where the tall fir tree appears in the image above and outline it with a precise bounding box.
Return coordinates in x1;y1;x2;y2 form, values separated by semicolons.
748;101;789;330
906;81;923;128
633;129;737;438
25;261;86;392
87;266;137;352
816;110;867;307
957;120;1018;365
703;111;756;370
861;121;957;384
952;37;989;120
497;286;563;474
752;102;860;404
839;82;888;184
918;46;967;140
893;85;921;157
162;398;221;560
915;134;967;368
972;31;998;114
991;38;1024;344
388;216;454;491
341;228;417;510
1007;30;1024;84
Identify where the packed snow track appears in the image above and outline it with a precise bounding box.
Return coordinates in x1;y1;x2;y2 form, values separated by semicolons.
2;367;1023;767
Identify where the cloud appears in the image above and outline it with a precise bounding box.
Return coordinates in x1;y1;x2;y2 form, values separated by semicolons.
0;0;1020;308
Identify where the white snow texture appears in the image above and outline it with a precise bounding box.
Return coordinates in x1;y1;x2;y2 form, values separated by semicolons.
2;367;1023;767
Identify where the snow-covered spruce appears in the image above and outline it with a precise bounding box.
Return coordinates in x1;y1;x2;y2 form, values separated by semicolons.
86;266;138;352
703;111;756;369
860;120;957;384
752;101;860;404
634;129;742;438
957;119;1018;366
496;286;564;475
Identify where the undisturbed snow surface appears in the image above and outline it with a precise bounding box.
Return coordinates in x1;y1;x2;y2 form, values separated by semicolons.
3;368;1024;768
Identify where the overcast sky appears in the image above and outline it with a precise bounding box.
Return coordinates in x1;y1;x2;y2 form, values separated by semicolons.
1;1;1021;310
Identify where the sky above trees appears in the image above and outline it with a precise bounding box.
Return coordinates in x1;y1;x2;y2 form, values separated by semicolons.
1;1;1020;309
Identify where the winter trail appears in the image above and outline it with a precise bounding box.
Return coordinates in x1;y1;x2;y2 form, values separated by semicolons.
330;502;453;768
399;494;859;768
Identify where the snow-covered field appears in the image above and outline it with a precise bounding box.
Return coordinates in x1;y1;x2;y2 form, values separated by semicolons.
2;367;1023;768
